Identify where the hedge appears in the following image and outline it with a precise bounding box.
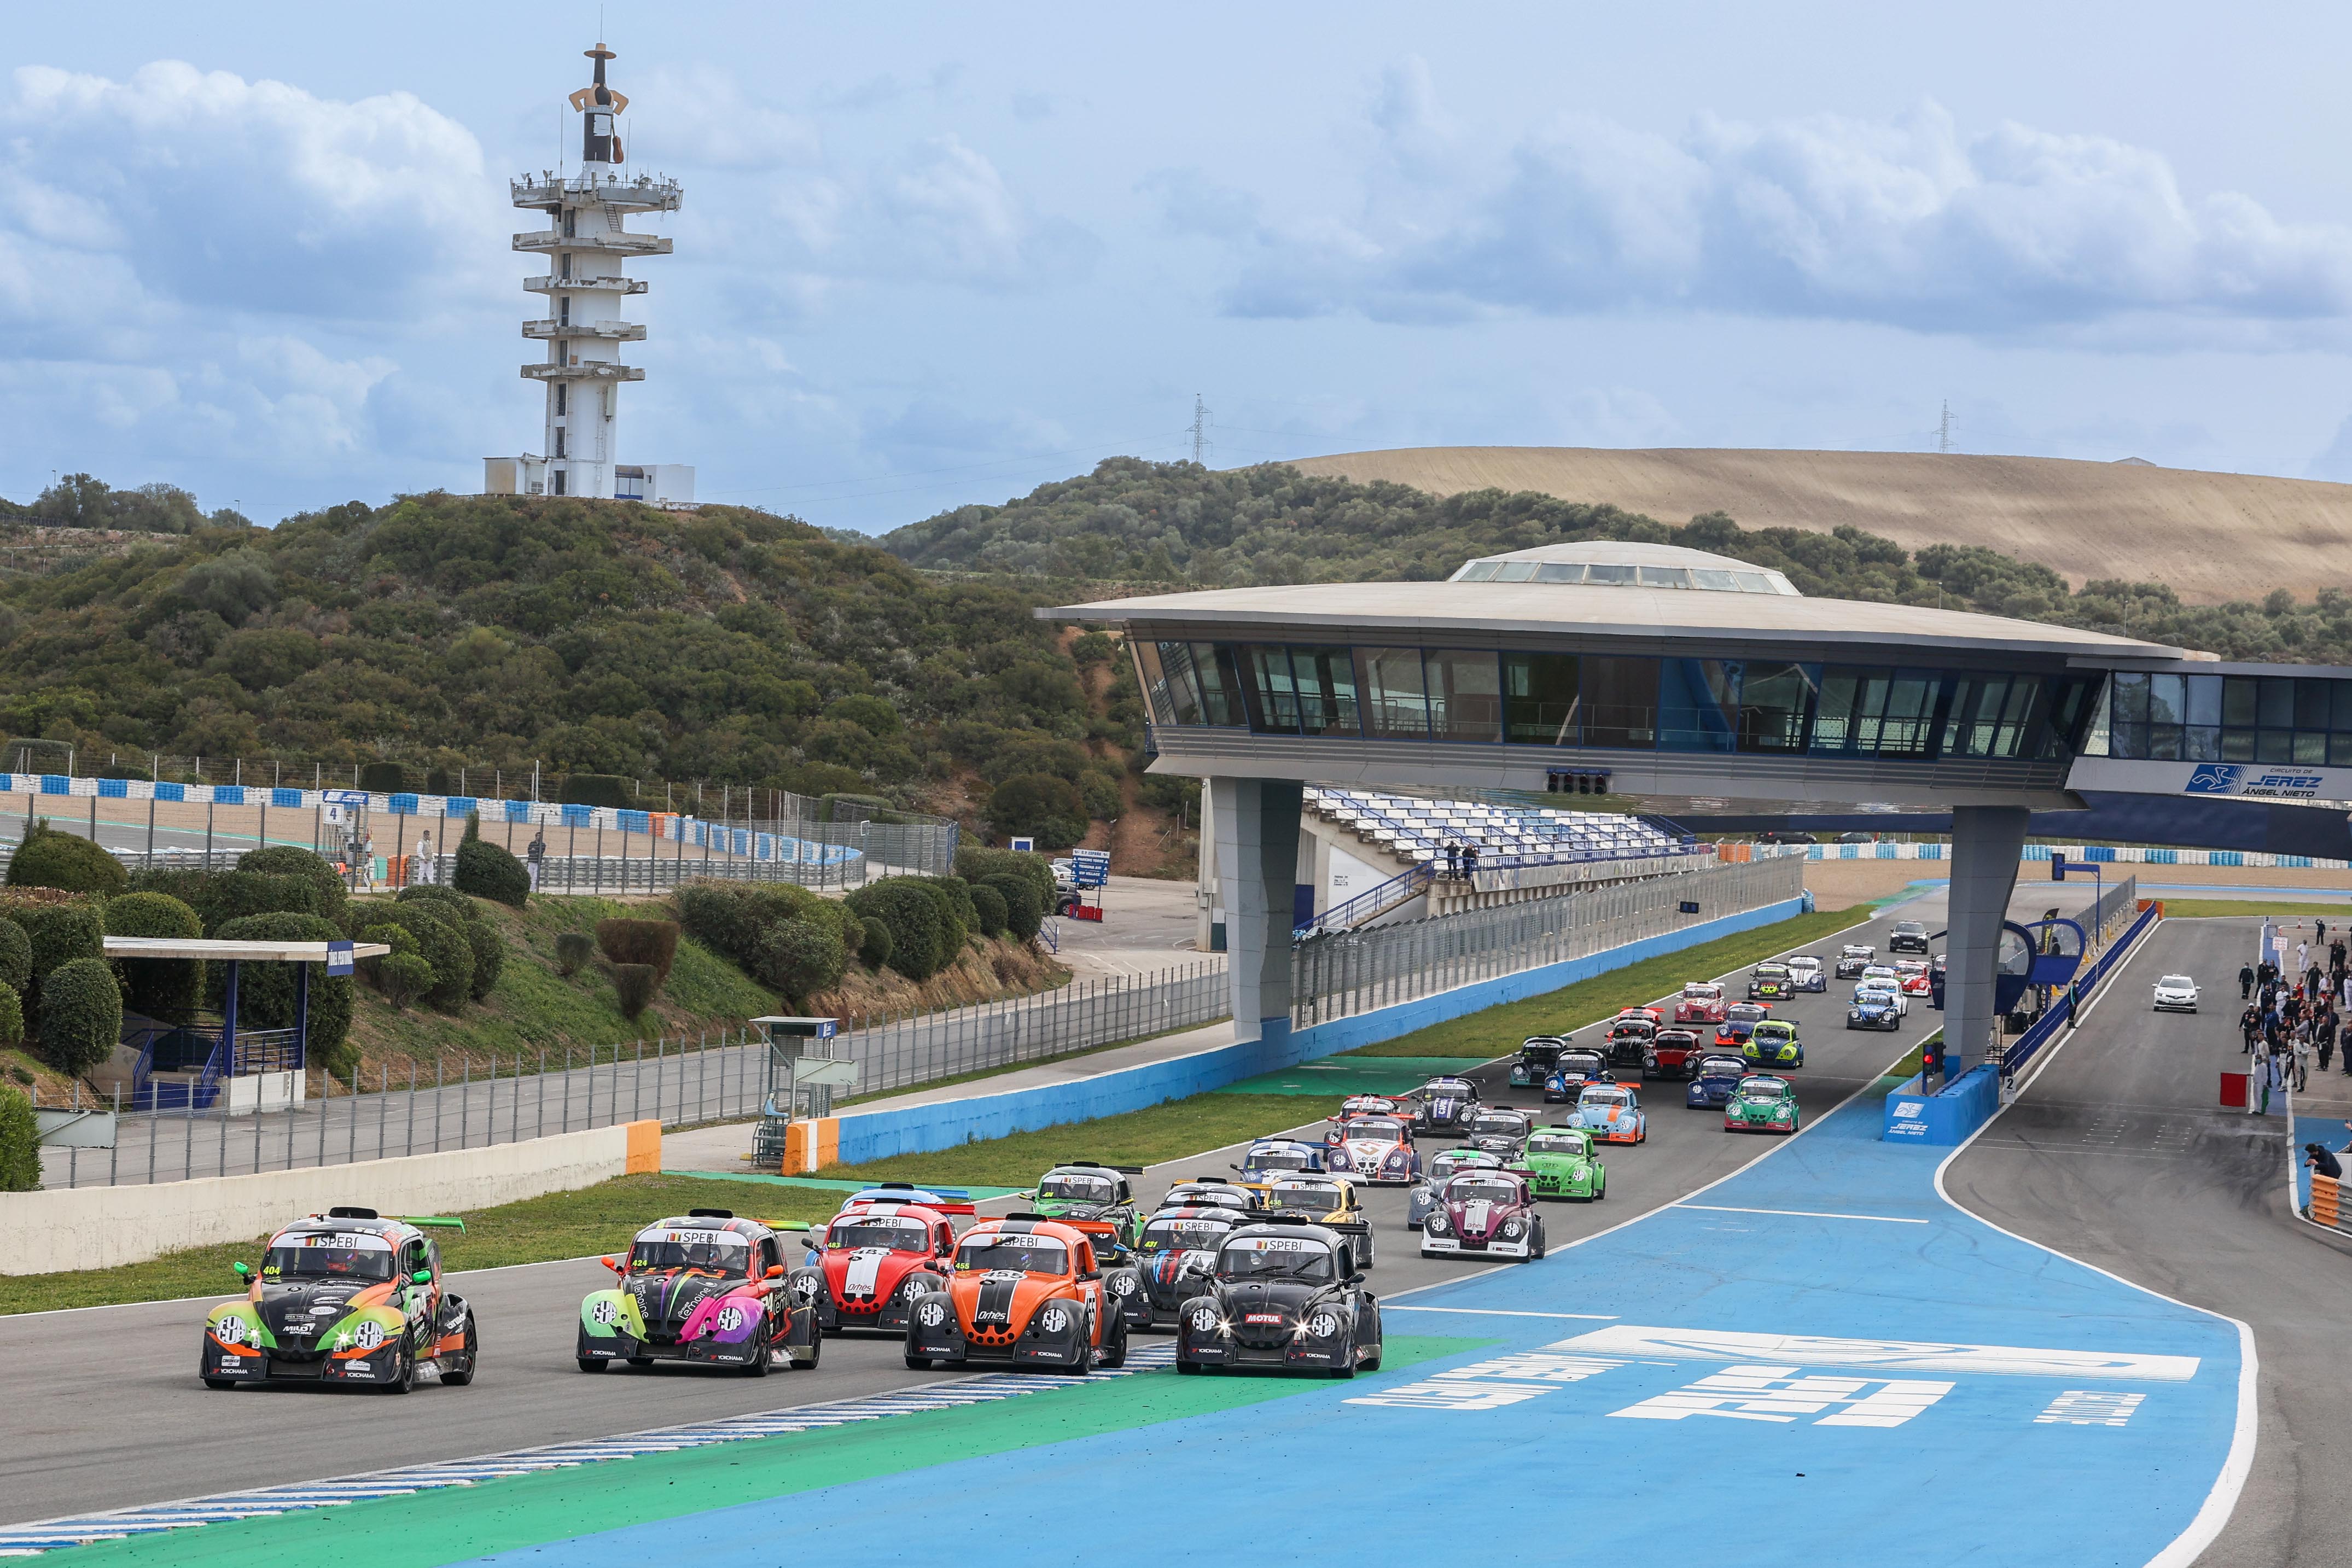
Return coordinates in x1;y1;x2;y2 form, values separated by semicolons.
211;913;356;1075
0;982;21;1051
461;919;505;1001
394;884;480;922
614;963;659;1018
379;954;432;1009
0;916;28;993
595;918;680;982
38;956;123;1076
857;917;893;970
453;834;529;908
105;890;203;1022
845;879;954;981
555;931;592;977
956;846;1057;913
673;883;857;995
980;873;1043;942
376;904;474;1011
7;825;127;896
13;900;104;1017
0;1087;35;1192
968;882;1008;939
358;762;405;793
200;870;319;931
238;846;349;922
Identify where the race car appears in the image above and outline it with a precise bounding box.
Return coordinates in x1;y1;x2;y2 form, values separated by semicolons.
2152;973;2200;1012
1726;1074;1800;1135
203;1206;477;1392
1674;982;1727;1025
1233;1139;1330;1182
1615;1006;1665;1025
1715;1001;1770;1050
1685;1053;1751;1110
1462;1106;1535;1159
1126;1206;1253;1328
836;1181;975;1209
1743;1018;1805;1069
1604;1017;1657;1069
1405;1148;1507;1228
1174;1217;1383;1377
1158;1179;1265;1214
1893;960;1933;996
1544;1048;1613;1103
1859;963;1903;992
1854;977;1910;1017
1256;1175;1377;1267
1420;1169;1547;1262
903;1216;1137;1372
1889;920;1932;955
1643;1026;1707;1081
1521;1126;1606;1202
1411;1077;1482;1136
1511;1035;1568;1088
1847;990;1902;1030
1337;1094;1406;1120
1325;1114;1422;1185
1567;1082;1648;1144
789;1197;965;1336
1746;963;1795;1002
578;1208;818;1375
1834;944;1877;980
1786;955;1827;993
1026;1162;1145;1252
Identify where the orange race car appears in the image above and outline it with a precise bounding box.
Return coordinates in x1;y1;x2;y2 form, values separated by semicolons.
902;1216;1139;1373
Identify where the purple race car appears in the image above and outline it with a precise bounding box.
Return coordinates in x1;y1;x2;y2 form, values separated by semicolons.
1418;1169;1547;1262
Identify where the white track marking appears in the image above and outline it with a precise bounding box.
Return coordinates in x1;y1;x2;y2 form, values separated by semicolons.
1673;1203;1929;1225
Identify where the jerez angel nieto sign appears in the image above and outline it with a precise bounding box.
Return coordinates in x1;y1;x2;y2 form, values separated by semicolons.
2184;764;2327;800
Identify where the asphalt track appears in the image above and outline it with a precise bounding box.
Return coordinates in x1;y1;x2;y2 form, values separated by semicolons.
1;904;1965;1535
1946;915;2351;1567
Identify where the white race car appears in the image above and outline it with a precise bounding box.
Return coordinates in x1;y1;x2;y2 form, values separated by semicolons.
2152;974;2199;1012
1853;981;1909;1018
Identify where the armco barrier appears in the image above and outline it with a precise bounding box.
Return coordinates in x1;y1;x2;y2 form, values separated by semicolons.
0;1120;660;1275
814;896;1806;1167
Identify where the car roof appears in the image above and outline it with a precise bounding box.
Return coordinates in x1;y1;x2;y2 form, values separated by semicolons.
275;1214;418;1245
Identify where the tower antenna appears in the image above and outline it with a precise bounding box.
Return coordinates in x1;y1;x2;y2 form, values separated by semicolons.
1190;394;1212;467
1937;400;1957;454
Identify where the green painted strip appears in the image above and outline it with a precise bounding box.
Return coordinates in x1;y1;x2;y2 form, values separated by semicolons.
1212;1056;1482;1097
59;1338;1488;1567
669;1171;1028;1198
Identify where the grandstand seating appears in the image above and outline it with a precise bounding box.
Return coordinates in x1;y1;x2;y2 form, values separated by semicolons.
1303;787;1688;866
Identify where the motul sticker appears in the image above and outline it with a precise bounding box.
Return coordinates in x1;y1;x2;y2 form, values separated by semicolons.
1245;1313;1282;1324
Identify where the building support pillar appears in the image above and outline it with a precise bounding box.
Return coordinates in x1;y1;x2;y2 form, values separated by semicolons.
1945;805;2029;1080
1209;776;1302;1050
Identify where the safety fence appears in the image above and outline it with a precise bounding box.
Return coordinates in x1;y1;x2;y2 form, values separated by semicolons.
1290;855;1807;1030
2000;887;2155;1081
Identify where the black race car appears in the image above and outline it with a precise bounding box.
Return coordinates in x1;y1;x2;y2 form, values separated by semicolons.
1126;1205;1252;1328
203;1206;477;1392
1511;1035;1568;1089
1411;1076;1482;1135
1747;963;1795;1002
1545;1048;1612;1103
1603;1019;1655;1070
1462;1106;1534;1159
1158;1179;1265;1214
1833;944;1877;980
1174;1216;1383;1377
1889;921;1931;954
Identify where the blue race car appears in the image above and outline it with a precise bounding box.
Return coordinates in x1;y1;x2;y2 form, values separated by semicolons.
1685;1053;1750;1110
1846;991;1901;1031
1544;1048;1613;1104
1567;1082;1648;1146
1233;1139;1329;1180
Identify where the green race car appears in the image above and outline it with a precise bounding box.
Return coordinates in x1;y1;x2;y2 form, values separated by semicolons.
1026;1161;1144;1251
1520;1126;1608;1201
1724;1075;1800;1135
1742;1018;1805;1069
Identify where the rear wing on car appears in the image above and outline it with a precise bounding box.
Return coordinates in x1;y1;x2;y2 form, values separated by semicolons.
400;1216;466;1231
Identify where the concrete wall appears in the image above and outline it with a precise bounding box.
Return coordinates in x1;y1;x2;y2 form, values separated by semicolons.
809;896;1806;1167
1;1120;661;1276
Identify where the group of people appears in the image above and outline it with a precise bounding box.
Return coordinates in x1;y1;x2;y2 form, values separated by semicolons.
336;824;552;892
1440;842;1482;880
2236;932;2350;1106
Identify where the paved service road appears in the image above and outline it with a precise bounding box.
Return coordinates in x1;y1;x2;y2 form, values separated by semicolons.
1945;914;2352;1568
1;901;1971;1529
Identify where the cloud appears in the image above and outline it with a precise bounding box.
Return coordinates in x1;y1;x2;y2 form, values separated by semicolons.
1169;94;2352;339
636;67;822;170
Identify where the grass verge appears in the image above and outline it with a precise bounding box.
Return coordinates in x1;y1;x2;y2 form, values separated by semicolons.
2157;899;2352;920
825;1093;1319;1189
0;1173;841;1318
1340;904;1873;1057
831;1015;1231;1109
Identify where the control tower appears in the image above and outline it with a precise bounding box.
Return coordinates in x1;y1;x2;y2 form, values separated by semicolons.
485;42;694;506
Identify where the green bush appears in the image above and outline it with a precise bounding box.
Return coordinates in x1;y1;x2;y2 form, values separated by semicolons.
209;913;356;1075
1080;772;1123;820
956;846;1058;913
378;953;432;1009
394;884;480;921
105;890;203;1022
0;982;21;1051
13;900;104;1016
7;824;127;896
968;882;1008;939
560;774;634;810
0;1086;35;1192
845;879;952;981
0;916;29;993
37;956;122;1076
758;920;842;999
201;870;319;931
673;883;857;992
356;922;418;989
126;866;212;911
377;905;473;1011
858;917;893;969
981;873;1044;942
236;846;348;922
986;774;1087;849
358;762;406;793
614;962;659;1019
452;835;529;907
595;918;679;981
555;930;593;977
461;920;504;1001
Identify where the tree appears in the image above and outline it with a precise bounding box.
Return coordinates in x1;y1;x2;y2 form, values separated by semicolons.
7;823;127;896
452;813;529;907
37;957;121;1076
987;774;1087;849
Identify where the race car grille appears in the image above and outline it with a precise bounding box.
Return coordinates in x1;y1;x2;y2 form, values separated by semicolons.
838;1296;884;1314
967;1324;1020;1347
1233;1322;1291;1351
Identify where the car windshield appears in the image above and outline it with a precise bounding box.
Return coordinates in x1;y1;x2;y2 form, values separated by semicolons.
1163;1186;1250;1209
1698;1056;1747;1077
828;1219;928;1252
955;1235;1070;1275
1755;1023;1792;1040
1789;958;1819;970
1737;1089;1786;1105
1862;966;1896;980
1266;1182;1347;1214
1526;1133;1586;1156
1346;1120;1405;1143
1754;965;1789;978
1684;983;1720;998
2161;976;2194;988
1423;1080;1475;1097
1726;1005;1767;1023
1843;946;1872;957
265;1233;397;1283
1141;1218;1233;1251
1469;1114;1524;1135
1740;1077;1789;1094
1895;923;1926;935
1610;1020;1654;1036
1579;1087;1631;1108
1244;1146;1315;1171
1558;1055;1605;1075
1038;1171;1116;1202
1448;1177;1522;1204
1855;995;1891;1009
1218;1235;1336;1281
1656;1030;1699;1045
628;1229;751;1276
1434;1152;1497;1176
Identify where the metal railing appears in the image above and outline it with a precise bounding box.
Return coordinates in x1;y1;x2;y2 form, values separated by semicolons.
1291;856;1807;1030
2001;896;2159;1080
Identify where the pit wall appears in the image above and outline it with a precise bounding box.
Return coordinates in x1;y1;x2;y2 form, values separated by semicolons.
805;895;1807;1167
0;1120;661;1276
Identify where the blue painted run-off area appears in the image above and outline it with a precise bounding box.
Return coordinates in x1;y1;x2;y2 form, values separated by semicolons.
478;1073;2244;1567
829;896;1806;1165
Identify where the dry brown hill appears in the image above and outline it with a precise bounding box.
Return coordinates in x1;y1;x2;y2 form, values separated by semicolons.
1279;447;2352;606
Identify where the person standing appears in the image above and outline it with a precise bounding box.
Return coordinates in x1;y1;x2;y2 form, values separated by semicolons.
1462;842;1480;882
2298;939;2311;979
2294;1023;2314;1091
2240;1002;2261;1054
2249;1038;2271;1115
2240;959;2257;1000
357;827;376;893
527;828;546;892
1443;842;1460;881
2319;1007;2338;1075
414;827;435;885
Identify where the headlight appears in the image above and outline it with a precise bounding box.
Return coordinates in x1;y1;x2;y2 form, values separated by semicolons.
1306;1310;1342;1339
917;1300;947;1328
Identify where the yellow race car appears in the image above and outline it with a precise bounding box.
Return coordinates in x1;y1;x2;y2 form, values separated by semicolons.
1233;1173;1379;1268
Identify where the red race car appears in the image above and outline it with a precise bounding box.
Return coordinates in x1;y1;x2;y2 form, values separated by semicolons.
1615;1006;1665;1027
1894;961;1934;996
1673;983;1727;1026
789;1197;969;1335
1644;1026;1707;1080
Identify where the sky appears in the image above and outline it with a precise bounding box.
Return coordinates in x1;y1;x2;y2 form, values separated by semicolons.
9;1;2352;533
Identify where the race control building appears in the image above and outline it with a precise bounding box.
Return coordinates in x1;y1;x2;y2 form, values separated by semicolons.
1050;539;2352;1077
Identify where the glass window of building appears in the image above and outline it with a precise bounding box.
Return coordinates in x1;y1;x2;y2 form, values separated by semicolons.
1585;563;1638;586
1357;648;1431;739
1292;646;1361;736
1425;650;1503;742
1877;672;1942;758
1660;658;1740;752
1638;566;1691;588
1533;563;1586;584
1503;652;1581;745
1452;561;1501;582
1241;645;1303;733
1580;657;1658;748
1134;639;1178;725
1736;662;1817;753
